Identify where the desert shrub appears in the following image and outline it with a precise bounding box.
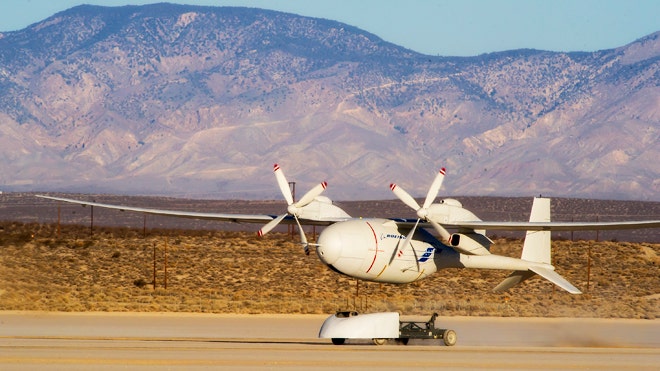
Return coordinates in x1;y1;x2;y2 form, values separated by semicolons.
0;230;34;246
41;238;56;248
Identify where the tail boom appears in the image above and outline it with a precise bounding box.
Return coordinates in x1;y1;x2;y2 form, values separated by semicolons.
493;197;581;294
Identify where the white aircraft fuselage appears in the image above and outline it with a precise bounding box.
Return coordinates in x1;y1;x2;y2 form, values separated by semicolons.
317;219;441;283
316;218;555;284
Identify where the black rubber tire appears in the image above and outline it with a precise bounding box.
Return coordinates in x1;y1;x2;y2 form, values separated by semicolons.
395;338;409;345
331;338;345;345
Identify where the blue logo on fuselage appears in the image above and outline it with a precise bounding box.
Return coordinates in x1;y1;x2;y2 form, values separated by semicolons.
382;234;436;262
418;247;435;262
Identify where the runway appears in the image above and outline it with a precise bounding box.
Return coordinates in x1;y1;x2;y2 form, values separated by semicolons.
1;312;658;370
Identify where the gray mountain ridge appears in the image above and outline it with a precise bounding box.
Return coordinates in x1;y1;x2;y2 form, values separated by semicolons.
0;4;657;200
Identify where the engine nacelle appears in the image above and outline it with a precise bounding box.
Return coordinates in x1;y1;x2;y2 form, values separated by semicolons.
427;199;482;230
439;198;463;207
449;233;492;255
298;196;352;220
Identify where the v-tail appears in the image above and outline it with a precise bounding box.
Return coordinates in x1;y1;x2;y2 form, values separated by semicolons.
493;197;581;294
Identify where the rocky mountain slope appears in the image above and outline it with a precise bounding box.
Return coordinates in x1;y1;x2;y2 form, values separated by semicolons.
0;4;657;200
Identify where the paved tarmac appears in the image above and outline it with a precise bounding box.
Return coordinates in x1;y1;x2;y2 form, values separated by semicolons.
0;311;658;370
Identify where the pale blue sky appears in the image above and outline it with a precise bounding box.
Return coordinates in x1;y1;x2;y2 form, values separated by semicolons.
1;0;658;56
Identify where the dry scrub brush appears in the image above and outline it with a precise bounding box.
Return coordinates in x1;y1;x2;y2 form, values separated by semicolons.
0;222;658;318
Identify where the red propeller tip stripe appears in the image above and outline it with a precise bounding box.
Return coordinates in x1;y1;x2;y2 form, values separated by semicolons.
440;167;446;175
389;183;397;191
257;230;264;237
321;181;328;189
273;164;280;171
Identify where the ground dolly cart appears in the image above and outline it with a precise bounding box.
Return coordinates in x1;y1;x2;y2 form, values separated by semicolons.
319;311;457;346
398;312;456;346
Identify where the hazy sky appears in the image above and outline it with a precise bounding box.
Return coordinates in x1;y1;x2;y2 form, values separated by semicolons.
1;0;658;56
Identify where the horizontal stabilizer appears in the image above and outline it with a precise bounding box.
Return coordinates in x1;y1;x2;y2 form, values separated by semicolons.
493;267;581;294
529;266;581;294
493;270;536;293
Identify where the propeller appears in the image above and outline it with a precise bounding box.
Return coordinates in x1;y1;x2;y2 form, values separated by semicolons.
390;168;451;269
258;164;327;254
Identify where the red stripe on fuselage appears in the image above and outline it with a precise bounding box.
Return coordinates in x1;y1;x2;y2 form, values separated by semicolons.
365;221;379;273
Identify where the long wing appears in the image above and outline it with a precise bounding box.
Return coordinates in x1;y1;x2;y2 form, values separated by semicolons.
37;195;659;231
391;219;660;231
445;220;660;231
36;195;339;226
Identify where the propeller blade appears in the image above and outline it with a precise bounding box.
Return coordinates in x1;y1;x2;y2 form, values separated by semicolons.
273;164;294;205
398;218;419;258
261;164;330;244
391;167;450;255
390;183;421;211
293;215;310;254
391;218;421;271
398;220;415;255
423;167;446;209
410;241;419;272
428;219;451;242
258;214;286;237
294;181;327;208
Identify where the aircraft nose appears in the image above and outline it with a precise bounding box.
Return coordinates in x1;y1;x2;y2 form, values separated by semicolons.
316;230;342;265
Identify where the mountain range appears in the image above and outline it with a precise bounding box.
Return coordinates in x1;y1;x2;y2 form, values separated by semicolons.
0;3;658;201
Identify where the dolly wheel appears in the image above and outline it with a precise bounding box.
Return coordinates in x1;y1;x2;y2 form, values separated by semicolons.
372;338;387;346
443;329;457;346
395;338;409;345
331;338;345;345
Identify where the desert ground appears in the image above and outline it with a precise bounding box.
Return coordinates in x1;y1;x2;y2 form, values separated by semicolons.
1;312;658;370
0;193;658;318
